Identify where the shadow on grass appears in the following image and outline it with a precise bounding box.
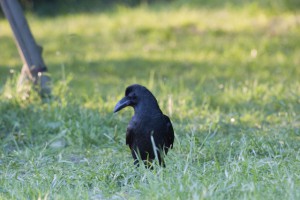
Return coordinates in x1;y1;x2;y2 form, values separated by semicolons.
1;0;299;18
1;53;299;155
0;97;123;154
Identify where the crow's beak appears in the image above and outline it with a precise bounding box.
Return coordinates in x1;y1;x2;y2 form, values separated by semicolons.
114;96;131;113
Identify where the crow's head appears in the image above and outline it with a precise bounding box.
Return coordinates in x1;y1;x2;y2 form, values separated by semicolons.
114;84;160;113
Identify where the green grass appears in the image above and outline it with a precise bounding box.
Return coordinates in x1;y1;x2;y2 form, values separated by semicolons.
0;1;300;199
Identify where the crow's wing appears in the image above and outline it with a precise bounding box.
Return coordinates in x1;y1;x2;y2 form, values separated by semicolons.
163;115;174;151
126;124;134;150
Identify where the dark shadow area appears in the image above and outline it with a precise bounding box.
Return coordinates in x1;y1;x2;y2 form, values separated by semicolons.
0;0;299;18
0;98;120;151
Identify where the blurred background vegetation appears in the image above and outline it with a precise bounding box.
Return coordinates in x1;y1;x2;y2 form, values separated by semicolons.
0;0;300;199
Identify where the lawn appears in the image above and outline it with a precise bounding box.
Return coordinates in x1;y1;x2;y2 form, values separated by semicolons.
0;1;300;199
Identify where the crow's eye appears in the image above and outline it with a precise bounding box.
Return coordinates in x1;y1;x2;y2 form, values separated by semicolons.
131;93;137;100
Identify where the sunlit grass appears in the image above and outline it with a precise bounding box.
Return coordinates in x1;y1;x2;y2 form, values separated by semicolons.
0;1;300;199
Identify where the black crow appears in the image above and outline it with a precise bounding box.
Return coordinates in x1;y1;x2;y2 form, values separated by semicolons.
114;84;174;167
